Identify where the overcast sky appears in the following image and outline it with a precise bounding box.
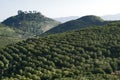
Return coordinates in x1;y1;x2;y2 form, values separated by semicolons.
0;0;120;21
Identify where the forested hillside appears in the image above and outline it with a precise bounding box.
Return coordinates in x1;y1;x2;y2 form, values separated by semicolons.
46;15;108;34
2;10;60;35
0;23;120;79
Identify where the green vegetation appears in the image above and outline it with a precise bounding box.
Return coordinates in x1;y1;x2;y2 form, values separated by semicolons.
0;23;120;79
46;15;109;34
2;10;60;35
0;24;33;48
0;11;60;48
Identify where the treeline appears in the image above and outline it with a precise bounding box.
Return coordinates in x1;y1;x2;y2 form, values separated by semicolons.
0;24;120;79
18;10;41;14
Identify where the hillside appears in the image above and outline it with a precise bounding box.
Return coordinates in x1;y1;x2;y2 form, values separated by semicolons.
2;10;60;35
46;15;108;34
0;11;60;48
0;23;120;79
0;24;32;48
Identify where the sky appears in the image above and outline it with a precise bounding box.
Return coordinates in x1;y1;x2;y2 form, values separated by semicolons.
0;0;120;21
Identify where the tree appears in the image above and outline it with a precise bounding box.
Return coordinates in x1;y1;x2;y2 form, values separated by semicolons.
18;10;24;15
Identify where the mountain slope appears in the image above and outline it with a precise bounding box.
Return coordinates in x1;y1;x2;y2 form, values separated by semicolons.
2;10;60;35
46;15;108;34
0;24;32;48
0;23;120;79
0;11;60;48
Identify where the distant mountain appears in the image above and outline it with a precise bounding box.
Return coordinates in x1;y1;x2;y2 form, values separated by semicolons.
2;10;60;36
101;13;120;20
46;15;108;34
54;16;79;23
55;13;120;22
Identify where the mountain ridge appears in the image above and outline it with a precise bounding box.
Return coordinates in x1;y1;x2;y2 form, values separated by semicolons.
46;15;108;34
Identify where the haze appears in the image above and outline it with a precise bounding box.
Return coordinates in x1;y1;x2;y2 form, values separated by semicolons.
0;0;120;21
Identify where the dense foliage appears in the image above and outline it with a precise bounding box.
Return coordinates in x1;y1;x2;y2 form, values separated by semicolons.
2;10;60;35
0;23;120;79
46;15;109;34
